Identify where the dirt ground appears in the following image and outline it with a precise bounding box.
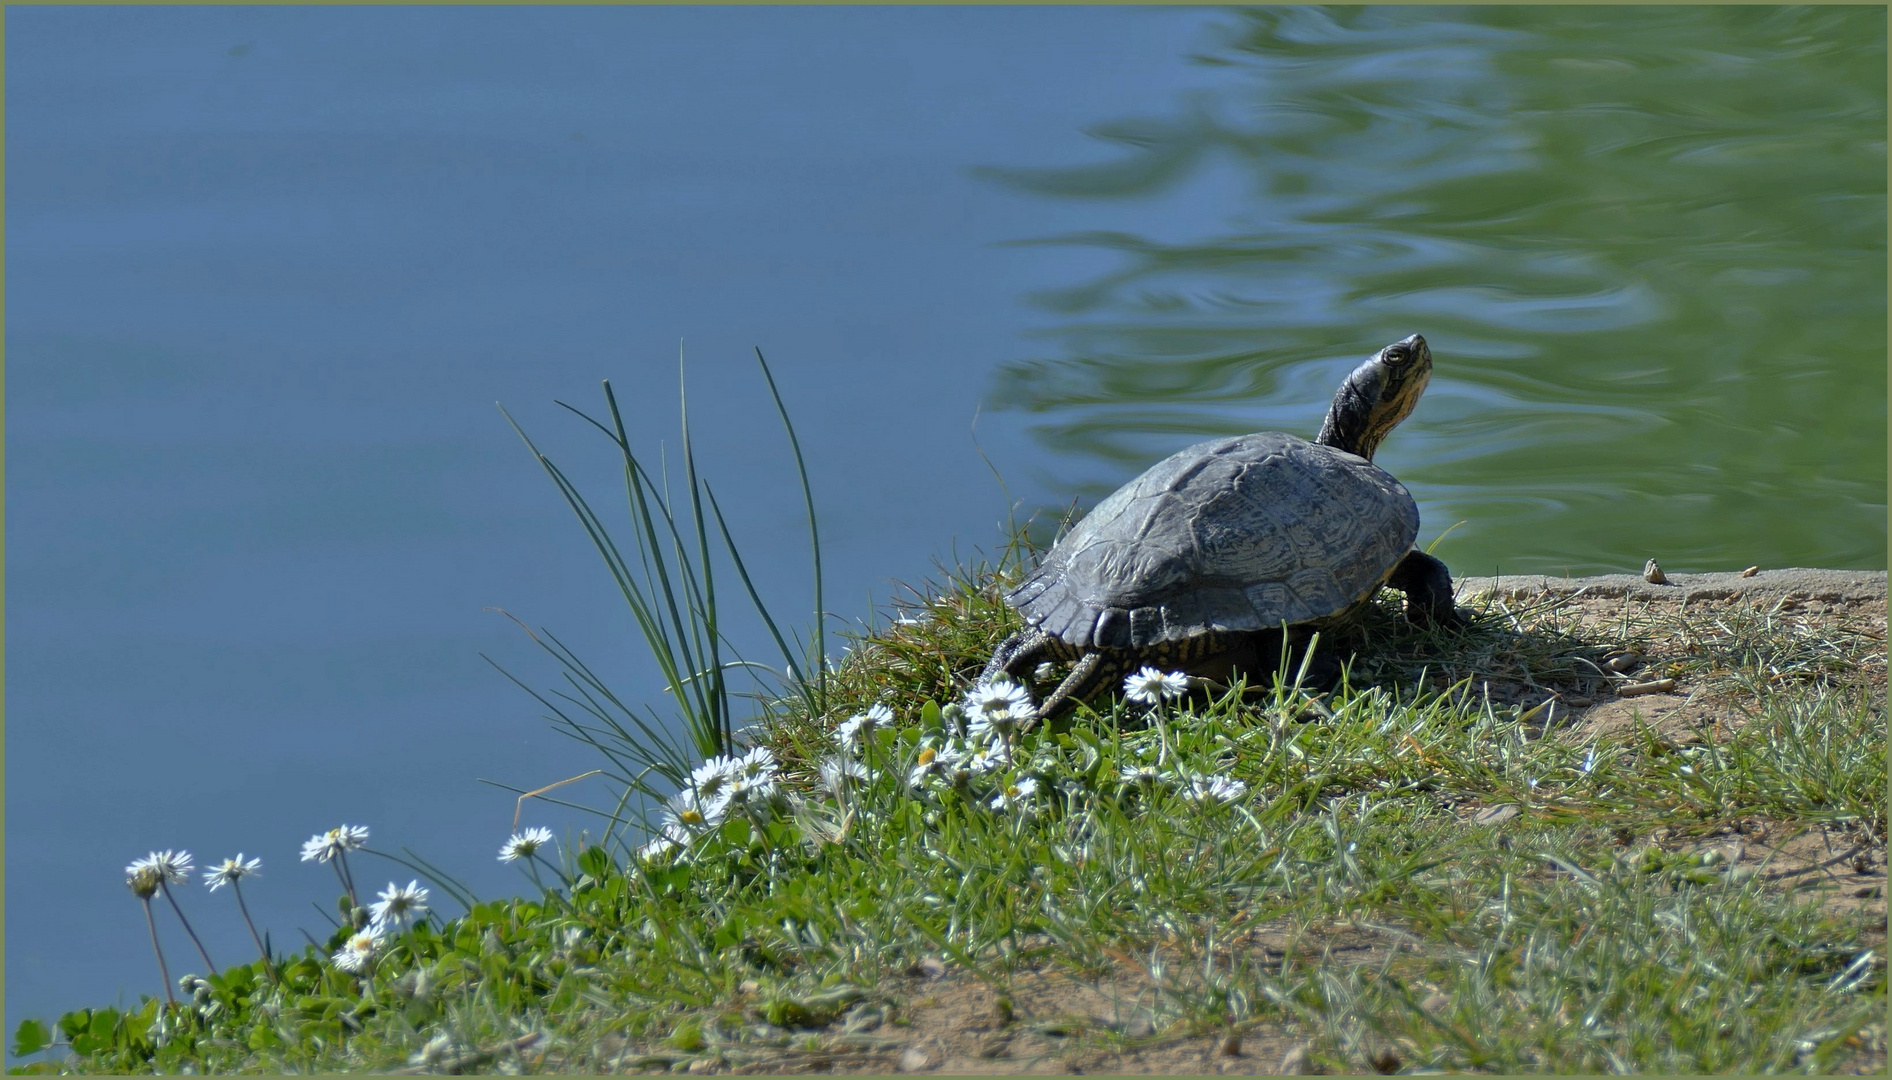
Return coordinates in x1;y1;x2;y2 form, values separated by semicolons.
639;573;1890;1076
716;817;1887;1075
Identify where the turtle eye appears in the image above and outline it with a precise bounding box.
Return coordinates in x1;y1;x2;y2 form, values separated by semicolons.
1383;346;1409;364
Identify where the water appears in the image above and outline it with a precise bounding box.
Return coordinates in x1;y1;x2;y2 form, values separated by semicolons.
988;6;1886;577
6;5;1884;1040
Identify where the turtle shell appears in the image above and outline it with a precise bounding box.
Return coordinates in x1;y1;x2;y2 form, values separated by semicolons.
1009;432;1420;650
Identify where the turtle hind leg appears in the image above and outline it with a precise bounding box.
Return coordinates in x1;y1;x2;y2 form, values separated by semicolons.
1282;634;1343;692
1210;629;1342;694
1388;549;1465;629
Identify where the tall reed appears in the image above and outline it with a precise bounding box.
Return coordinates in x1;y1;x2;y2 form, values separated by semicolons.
490;349;829;847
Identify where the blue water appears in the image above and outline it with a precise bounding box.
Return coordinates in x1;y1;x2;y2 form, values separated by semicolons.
5;6;1225;1033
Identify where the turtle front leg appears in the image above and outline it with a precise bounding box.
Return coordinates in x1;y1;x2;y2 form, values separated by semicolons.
1388;549;1464;629
1035;650;1115;720
980;628;1058;684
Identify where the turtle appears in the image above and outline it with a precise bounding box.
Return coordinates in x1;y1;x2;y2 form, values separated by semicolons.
981;333;1461;718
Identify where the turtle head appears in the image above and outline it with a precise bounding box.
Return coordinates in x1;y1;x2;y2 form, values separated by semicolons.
1315;334;1432;462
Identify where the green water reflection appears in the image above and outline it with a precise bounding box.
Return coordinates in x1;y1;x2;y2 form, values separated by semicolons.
983;5;1885;577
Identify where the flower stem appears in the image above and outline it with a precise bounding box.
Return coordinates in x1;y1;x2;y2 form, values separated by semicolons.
142;897;179;1007
331;855;359;910
230;881;279;984
1153;709;1175;769
158;881;219;975
526;854;582;916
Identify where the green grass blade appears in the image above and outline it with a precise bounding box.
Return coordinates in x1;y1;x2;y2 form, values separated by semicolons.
755;347;826;714
597;386;724;753
676;352;729;753
541;390;720;754
500;404;699;727
704;482;813;706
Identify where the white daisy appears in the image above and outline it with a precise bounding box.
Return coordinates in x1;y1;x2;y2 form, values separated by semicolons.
964;678;1034;741
369;879;430;932
965;741;1011;775
737;745;778;780
637;833;680;862
499;827;555;863
203;854;262;891
968;712;1018;744
332;928;381;973
725;746;781;805
1182;774;1248;804
1123;667;1191;705
301;825;371;863
126;850;194;886
819;755;873;793
835;704;894;750
661;786;728;840
1118;764;1166;785
906;740;966;788
690;753;743;802
989;776;1040;812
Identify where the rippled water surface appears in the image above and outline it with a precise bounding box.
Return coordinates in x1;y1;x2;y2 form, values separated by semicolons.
982;6;1885;576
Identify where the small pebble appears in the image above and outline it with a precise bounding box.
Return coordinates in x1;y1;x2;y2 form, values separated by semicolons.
1473;804;1520;826
1278;1045;1319;1075
899;1047;934;1072
1642;558;1669;585
1741;565;1760;578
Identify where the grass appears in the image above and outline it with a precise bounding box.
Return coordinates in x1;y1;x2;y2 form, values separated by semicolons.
18;567;1883;1074
15;373;1884;1074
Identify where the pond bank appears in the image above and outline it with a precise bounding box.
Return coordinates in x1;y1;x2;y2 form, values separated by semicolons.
1457;567;1885;605
30;564;1888;1074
